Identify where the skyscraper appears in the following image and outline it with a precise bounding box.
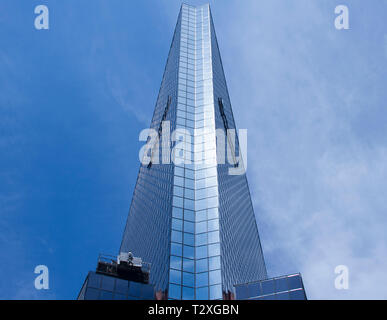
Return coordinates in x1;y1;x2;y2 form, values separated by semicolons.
120;3;266;300
78;3;306;301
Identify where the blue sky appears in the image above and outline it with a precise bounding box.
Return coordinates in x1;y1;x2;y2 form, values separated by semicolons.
0;0;386;299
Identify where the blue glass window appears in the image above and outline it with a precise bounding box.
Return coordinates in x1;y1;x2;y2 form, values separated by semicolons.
183;232;194;246
235;285;249;300
182;286;195;300
170;255;182;270
287;275;302;290
172;218;183;231
276;291;290;300
171;230;183;243
183;245;194;259
248;283;261;297
142;284;154;299
207;219;219;231
172;207;183;219
289;289;305;300
170;269;182;284
184;209;195;222
101;276;115;291
195;210;207;222
207;208;218;219
182;272;194;287
196;221;207;234
208;256;220;270
209;270;221;285
173;196;184;208
276;277;288;292
115;278;128;295
196;272;209;287
196;258;208;273
184;221;195;233
196;286;209;300
85;288;100;300
169;284;181;300
87;273;101;289
261;280;275;295
171;243;182;256
208;231;219;244
100;291;113;300
183;258;194;273
128;282;141;297
208;243;220;257
113;293;126;300
196;233;207;246
196;245;208;259
209;284;222;300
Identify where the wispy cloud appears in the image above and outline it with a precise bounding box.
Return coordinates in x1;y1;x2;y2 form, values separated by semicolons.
210;0;387;299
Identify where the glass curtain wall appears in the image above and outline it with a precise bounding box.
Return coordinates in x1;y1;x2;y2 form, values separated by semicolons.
168;4;222;300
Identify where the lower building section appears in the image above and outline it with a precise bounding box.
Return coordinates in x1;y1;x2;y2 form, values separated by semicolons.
234;273;307;300
78;271;155;300
78;252;156;300
78;252;307;301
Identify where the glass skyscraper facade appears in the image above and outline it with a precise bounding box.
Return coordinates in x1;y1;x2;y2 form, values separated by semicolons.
234;274;307;300
119;4;267;300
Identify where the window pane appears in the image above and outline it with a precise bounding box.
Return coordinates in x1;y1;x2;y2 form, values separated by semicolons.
183;258;194;273
100;290;113;300
209;270;221;285
169;284;181;299
183;245;194;259
276;291;290;300
170;269;182;284
171;230;182;243
128;282;141;297
196;258;208;273
196;286;209;300
261;280;275;295
184;233;194;245
170;256;182;270
101;276;115;291
210;284;222;299
182;286;195;300
208;256;220;270
184;221;194;233
115;278;128;295
248;283;261;298
196;221;207;234
196;245;208;259
184;209;195;222
172;207;183;219
289;289;306;300
172;218;183;231
88;273;101;289
208;243;220;256
171;243;182;256
235;285;249;299
85;288;100;300
276;277;288;292
208;231;219;244
287;275;302;290
196;233;207;246
207;219;219;231
182;272;194;287
196;272;209;287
